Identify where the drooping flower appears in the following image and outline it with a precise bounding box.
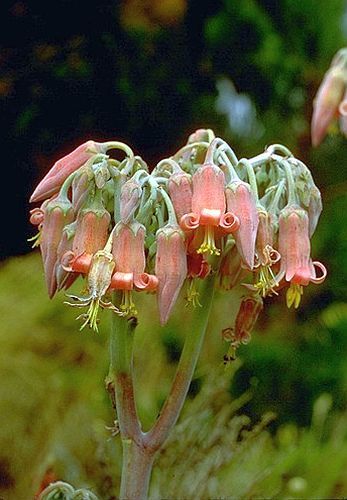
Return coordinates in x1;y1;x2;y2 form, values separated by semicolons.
222;295;263;362
180;162;239;255
40;197;74;298
65;249;120;332
30;140;102;202
63;203;111;274
225;180;259;268
277;205;327;308
155;225;187;324
252;209;280;297
111;221;158;315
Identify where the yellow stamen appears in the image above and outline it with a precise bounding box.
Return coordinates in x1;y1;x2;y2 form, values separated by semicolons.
197;226;220;256
254;265;279;297
286;283;303;309
78;298;100;332
27;231;42;248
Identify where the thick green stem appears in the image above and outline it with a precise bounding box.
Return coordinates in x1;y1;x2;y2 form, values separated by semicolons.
109;275;216;499
144;273;216;451
120;439;155;500
109;309;141;441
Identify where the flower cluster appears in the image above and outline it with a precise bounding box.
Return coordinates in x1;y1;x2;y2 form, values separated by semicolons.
29;131;326;342
311;48;347;146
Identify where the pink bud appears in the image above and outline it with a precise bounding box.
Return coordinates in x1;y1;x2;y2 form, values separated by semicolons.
225;181;259;269
155;225;187;324
72;171;91;215
30;140;101;202
73;209;110;257
120;179;142;223
40;201;74;298
168;172;192;221
311;68;346;147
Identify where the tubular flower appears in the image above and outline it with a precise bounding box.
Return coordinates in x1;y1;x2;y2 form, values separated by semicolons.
40;197;74;298
277;205;327;308
30;140;102;202
168;171;193;221
155;225;187;324
225;180;259;268
180;162;239;255
311;67;346;146
222;295;263;362
111;221;158;315
65;249;121;332
253;210;280;297
63;207;111;274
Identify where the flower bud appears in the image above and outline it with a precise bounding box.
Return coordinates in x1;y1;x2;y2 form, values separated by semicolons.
225;181;259;269
168;172;192;221
30;140;101;202
120;178;142;223
40;198;74;298
311;67;346;147
72;170;91;215
155;225;187;324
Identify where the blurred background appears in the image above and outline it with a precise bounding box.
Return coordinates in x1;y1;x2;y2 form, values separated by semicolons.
1;0;347;498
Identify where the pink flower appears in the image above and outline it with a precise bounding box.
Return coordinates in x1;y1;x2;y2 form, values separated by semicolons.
155;225;187;324
110;221;158;315
40;198;74;298
278;205;327;308
180;163;239;255
111;221;157;292
30;140;101;202
225;180;259;268
63;208;111;274
311;68;346;147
